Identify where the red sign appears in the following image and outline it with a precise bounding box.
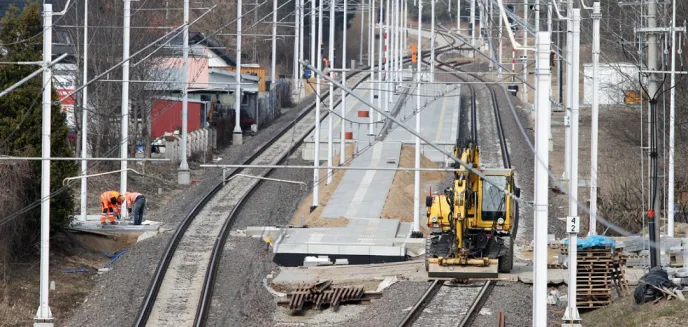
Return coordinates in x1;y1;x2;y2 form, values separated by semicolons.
57;88;75;113
57;88;75;105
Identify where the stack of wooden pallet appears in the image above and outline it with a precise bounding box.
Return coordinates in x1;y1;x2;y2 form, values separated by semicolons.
560;245;629;309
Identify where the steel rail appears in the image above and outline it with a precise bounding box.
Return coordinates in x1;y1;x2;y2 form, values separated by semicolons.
456;281;496;327
396;280;445;327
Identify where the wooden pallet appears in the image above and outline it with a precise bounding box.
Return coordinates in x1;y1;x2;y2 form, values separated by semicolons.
562;246;630;309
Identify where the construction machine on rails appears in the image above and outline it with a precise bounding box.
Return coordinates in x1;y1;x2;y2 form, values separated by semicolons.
424;141;520;279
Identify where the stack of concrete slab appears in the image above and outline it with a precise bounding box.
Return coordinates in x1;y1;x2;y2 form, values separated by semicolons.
620;236;688;268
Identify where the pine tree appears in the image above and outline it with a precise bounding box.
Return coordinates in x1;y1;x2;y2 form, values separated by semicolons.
0;1;77;231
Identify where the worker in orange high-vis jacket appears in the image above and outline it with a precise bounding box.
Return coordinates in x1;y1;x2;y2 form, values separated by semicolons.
100;191;123;226
125;191;146;225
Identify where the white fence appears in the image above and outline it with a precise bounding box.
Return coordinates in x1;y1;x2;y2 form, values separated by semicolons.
159;128;217;163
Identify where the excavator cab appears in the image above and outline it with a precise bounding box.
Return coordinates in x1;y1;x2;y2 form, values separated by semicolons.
424;143;519;279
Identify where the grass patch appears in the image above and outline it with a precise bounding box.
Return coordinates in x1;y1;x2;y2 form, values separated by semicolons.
582;295;688;327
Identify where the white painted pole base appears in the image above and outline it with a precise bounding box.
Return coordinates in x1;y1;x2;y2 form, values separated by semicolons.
178;168;191;185
233;132;243;145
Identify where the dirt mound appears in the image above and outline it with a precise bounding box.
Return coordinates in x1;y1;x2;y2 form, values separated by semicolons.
379;145;445;222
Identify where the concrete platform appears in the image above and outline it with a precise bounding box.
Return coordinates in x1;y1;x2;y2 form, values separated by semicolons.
385;83;461;164
302;81;380;161
272;219;412;267
320;142;402;219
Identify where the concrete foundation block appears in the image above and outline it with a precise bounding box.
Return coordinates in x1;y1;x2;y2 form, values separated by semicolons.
661;236;683;251
624;237;647;252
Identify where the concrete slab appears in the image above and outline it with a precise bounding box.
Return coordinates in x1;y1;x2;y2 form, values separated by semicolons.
69;218;160;233
271;220;414;266
321;142;402;219
385;83;461;164
271;261;429;285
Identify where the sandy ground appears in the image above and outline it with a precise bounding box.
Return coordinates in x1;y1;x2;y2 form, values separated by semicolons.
380;145;445;222
289;143;356;228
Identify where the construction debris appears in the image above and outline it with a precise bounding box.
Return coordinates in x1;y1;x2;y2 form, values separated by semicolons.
560;244;629;309
277;280;382;314
634;267;683;304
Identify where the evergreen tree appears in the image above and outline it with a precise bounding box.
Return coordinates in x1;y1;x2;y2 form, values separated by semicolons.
0;1;77;231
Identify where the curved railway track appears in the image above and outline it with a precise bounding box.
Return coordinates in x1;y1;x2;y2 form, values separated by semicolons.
133;39;458;327
397;29;511;327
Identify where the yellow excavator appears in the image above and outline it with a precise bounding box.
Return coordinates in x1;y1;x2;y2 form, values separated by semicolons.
425;142;519;279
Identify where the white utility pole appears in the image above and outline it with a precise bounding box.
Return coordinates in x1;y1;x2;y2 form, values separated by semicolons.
398;0;402;81
564;0;572;183
534;0;539;31
457;0;461;32
378;0;384;119
360;0;365;64
391;0;396;85
121;0;131;197
293;0;299;84
413;0;423;236
272;0;277;88
430;0;435;81
534;31;552;327
341;0;348;166
313;0;324;210
299;0;305;95
369;0;376;135
470;0;475;56
394;0;400;83
498;0;503;75
327;0;335;184
369;0;373;67
312;0;317;65
404;0;409;62
384;0;391;114
478;0;483;45
234;0;244;145
36;4;54;325
589;2;601;235
668;0;677;237
521;0;528;104
563;9;581;326
178;0;191;185
547;3;552;34
80;0;89;222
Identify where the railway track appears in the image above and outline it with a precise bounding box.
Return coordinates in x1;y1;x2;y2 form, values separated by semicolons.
397;281;495;327
135;70;372;327
397;29;512;327
133;39;457;327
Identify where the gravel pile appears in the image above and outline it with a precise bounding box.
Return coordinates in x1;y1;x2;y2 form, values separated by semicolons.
64;102;319;327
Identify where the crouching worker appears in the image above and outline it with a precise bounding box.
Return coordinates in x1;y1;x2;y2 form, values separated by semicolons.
126;191;146;225
100;191;124;226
